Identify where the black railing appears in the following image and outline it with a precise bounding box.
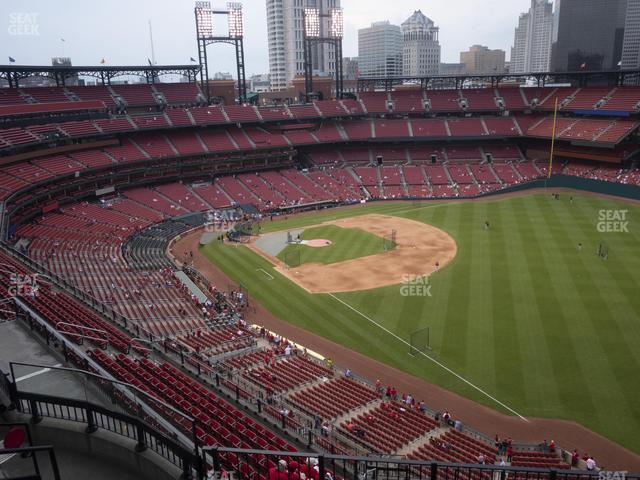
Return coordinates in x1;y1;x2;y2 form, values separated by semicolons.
202;448;640;480
11;391;200;479
0;445;62;480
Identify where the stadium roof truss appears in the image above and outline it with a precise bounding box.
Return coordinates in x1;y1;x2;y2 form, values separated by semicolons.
0;64;202;88
357;69;640;91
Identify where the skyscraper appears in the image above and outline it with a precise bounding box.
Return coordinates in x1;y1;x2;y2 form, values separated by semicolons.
401;10;441;77
511;0;553;73
621;0;640;69
266;0;340;91
460;45;506;74
550;0;628;72
358;21;403;78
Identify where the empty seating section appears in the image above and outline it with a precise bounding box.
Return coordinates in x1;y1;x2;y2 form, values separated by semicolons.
483;117;520;136
70;85;118;107
154;183;212;212
446;146;482;161
283;129;317;145
596;120;638;143
165;131;206;156
426;90;460;112
0;128;40;146
174;326;254;355
403;166;427;185
313;123;343;142
216;176;260;207
103;138;147;163
109;197;165;222
448;164;473;184
374;148;407;163
307;150;340;165
511;451;568;469
124;188;189;216
237;173;285;207
89;350;297;463
469;164;499;185
447;118;487;136
340;99;365;115
279;169;332;202
519;87;554;107
340;402;438;453
391;91;425;114
342;120;372;140
94;117;134;133
260;170;311;205
537;87;577;110
192;184;232;209
341;148;370;164
134;133;175;158
461;89;497;111
359;92;389;114
492;163;520;183
198;129;237;152
307;169;361;200
353;167;379;186
374;119;410;138
257;107;291;121
289;378;379;419
111;84;157;107
483;144;521;159
223;349;270;370
314;100;348;117
153;83;201;105
22;87;70;103
0;88;28;105
4;162;53;183
288;104;320;119
244;127;289;148
411;119;448;137
188;106;227;125
563;88;612;110
497;88;529;110
424;165;449;185
131;113;169;129
514;162;542;181
0;251;137;353
226;127;254;149
600;87;640;112
32;156;85;176
409;429;497;465
165;108;194;127
244;356;332;393
57;120;101;137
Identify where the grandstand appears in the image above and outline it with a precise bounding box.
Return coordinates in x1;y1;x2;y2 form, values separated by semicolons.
1;57;640;480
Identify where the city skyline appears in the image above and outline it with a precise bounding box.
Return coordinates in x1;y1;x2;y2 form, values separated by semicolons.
2;0;534;77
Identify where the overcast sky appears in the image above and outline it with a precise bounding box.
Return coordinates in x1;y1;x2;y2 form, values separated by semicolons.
2;0;537;77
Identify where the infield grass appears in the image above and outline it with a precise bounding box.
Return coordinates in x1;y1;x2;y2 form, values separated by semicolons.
201;193;640;454
276;225;387;266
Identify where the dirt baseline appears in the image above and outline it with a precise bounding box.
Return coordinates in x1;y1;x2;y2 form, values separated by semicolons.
251;214;457;293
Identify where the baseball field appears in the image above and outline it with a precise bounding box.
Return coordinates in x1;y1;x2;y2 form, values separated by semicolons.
200;192;640;454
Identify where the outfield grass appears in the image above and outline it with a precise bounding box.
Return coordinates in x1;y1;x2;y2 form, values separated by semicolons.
276;225;387;266
201;193;640;453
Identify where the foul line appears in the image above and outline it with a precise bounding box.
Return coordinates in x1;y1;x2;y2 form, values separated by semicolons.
256;268;274;280
15;364;62;383
327;293;528;422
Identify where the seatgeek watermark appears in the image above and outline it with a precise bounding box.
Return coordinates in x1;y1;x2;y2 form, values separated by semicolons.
8;12;40;35
597;209;629;233
7;272;39;297
400;274;432;297
599;471;628;480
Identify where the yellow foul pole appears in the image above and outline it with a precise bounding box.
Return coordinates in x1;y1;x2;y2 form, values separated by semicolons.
547;97;559;179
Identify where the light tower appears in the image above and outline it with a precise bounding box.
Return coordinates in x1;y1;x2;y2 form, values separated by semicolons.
303;6;344;100
194;1;247;103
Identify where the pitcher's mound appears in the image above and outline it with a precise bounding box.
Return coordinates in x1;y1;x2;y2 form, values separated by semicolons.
302;239;332;248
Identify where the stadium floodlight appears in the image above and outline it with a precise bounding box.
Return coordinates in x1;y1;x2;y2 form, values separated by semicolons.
304;8;320;38
227;2;243;38
329;7;343;39
195;1;213;37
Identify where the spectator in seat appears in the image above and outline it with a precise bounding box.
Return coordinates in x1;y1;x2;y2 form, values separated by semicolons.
478;453;485;465
301;459;319;480
571;449;579;467
270;460;288;480
287;461;300;480
586;456;596;471
549;439;556;453
506;446;513;462
344;368;353;378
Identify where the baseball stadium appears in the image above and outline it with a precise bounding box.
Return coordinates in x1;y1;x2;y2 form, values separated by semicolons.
1;1;640;479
